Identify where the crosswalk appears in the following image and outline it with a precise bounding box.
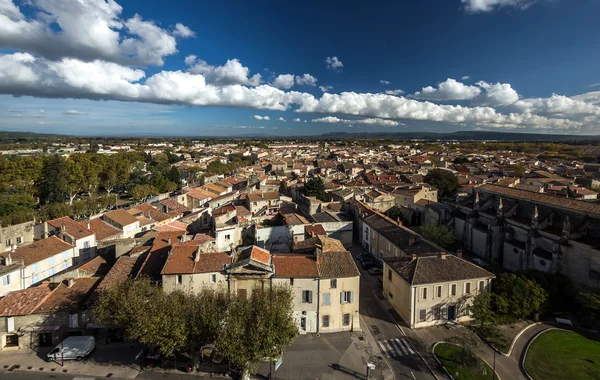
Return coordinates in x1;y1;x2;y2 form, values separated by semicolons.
377;338;415;358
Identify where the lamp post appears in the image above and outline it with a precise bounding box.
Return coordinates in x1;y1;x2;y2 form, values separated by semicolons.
492;349;496;380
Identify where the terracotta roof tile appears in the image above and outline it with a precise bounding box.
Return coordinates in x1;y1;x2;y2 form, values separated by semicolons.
0;236;73;266
96;255;145;292
317;250;360;279
35;278;101;313
249;246;271;265
88;218;121;241
273;255;318;278
159;199;191;214
47;216;94;239
161;245;230;275
0;283;55;316
134;203;171;222
103;209;139;227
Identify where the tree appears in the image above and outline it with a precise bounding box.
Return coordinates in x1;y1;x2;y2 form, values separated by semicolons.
417;224;455;250
217;284;297;379
492;273;547;321
64;158;85;204
130;184;159;202
37;155;68;204
386;206;403;222
424;169;458;198
470;292;495;327
578;291;600;322
304;177;328;201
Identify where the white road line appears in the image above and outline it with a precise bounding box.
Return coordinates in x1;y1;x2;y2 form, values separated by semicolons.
399;337;415;355
385;339;402;357
391;338;408;355
378;340;392;358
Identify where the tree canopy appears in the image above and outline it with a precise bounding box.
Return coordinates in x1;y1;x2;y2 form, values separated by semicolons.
417;224;455;250
424;169;459;198
304;177;329;201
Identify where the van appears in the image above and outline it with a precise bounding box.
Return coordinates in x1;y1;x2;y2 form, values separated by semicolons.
47;336;95;362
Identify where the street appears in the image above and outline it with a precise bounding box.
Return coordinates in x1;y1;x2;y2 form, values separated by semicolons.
352;245;436;380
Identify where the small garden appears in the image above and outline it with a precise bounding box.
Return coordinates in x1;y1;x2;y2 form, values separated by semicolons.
434;342;499;380
524;330;600;380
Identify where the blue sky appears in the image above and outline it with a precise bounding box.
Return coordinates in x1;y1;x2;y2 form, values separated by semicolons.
1;0;599;136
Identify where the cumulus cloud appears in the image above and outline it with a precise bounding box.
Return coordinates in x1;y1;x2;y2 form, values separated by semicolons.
63;110;87;116
271;74;295;90
278;117;286;122
187;58;262;86
385;89;404;96
412;78;481;101
295;74;317;86
325;56;343;71
293;118;301;122
312;116;401;127
512;94;600;116
0;52;587;132
0;0;193;67
573;91;600;107
380;80;391;85
173;23;195;38
462;76;470;80
184;55;197;66
253;115;270;120
475;81;519;106
319;85;333;93
462;0;538;13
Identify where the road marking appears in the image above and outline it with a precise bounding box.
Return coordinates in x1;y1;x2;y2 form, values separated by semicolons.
377;338;414;358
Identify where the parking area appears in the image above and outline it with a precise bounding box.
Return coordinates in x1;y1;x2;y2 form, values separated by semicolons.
0;340;144;378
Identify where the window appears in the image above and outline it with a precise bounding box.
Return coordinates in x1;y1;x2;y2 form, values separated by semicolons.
433;306;441;320
340;291;354;304
6;317;15;333
388;269;393;282
419;309;427;322
177;275;182;285
421;287;427;300
330;279;337;289
2;275;9;286
49;256;55;265
5;239;11;247
211;274;217;283
479;281;485;292
343;314;351;326
16;237;23;244
465;282;471;294
322;292;331;306
322;315;330;327
451;284;457;296
302;290;313;303
83;241;90;249
388;291;393;299
436;285;442;298
225;234;231;240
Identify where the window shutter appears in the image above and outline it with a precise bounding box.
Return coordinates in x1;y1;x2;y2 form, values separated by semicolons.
308;291;313;303
350;291;354;304
323;293;330;305
340;292;344;304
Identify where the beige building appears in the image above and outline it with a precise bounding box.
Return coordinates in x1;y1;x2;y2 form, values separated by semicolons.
1;220;35;253
102;209;140;239
383;253;494;328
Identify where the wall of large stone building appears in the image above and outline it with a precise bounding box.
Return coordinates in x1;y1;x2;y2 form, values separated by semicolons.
503;241;525;272
162;272;227;294
471;228;488;259
1;221;35;252
562;242;600;288
255;221;353;252
455;218;465;242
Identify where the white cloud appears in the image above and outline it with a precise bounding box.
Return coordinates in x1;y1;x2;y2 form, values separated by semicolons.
63;109;87;116
184;55;197;66
278;117;286;122
0;0;191;67
319;85;333;93
385;89;405;96
380;80;391;85
475;81;519;106
253;115;270;120
271;74;295;90
295;74;317;86
412;78;481;101
187;58;261;86
312;116;401;127
589;83;600;88
462;0;538;13
173;23;195;38
325;56;343;71
293;118;301;122
462;76;470;80
39;109;44;113
513;94;600;116
573;91;600;107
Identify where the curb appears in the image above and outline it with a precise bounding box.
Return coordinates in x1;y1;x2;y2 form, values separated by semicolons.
432;341;501;380
505;322;541;357
371;289;440;380
521;327;564;380
358;314;396;380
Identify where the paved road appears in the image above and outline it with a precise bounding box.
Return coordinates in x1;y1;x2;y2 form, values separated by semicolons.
352;245;435;380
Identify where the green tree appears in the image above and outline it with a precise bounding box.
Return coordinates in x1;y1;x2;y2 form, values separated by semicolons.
424;169;458;198
417;224;455;250
578;291;600;322
386;206;403;223
130;184;159;202
469;292;495;327
217;284;297;378
304;177;328;201
492;274;547;321
37;155;68;204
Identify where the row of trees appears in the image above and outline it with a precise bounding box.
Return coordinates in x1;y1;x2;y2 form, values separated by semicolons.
92;278;298;377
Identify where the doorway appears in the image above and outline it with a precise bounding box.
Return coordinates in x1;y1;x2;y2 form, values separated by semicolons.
447;305;456;321
38;332;52;347
300;317;306;331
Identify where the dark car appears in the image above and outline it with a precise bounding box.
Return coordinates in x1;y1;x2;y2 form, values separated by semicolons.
361;260;375;269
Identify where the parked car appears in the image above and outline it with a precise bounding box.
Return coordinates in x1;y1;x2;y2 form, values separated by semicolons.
356;252;371;260
47;336;95;362
368;267;382;275
361;259;376;269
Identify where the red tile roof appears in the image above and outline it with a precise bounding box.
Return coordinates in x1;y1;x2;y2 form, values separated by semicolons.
273;255;318;278
88;218;121;241
0;236;73;266
249;246;271;265
0;283;55;317
161;245;231;275
47;216;94;239
34;278;101;313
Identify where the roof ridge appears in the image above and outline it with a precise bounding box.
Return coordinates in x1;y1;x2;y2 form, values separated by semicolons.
31;283;62;314
411;257;419;285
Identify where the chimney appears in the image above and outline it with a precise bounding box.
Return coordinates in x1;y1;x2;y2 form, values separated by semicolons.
167;236;171;245
409;235;417;246
397;218;402;226
60;224;66;232
194;246;201;262
86;221;91;229
440;252;447;259
67;278;75;288
456;249;463;258
5;248;14;266
411;254;417;261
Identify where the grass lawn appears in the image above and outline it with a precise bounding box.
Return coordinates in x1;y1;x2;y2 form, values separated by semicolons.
525;330;600;380
434;343;499;380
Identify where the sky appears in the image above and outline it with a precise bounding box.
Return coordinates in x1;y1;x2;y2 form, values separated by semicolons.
0;0;600;136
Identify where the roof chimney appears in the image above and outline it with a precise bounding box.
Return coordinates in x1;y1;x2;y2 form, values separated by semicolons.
86;221;91;229
67;278;75;288
167;236;171;245
397;218;402;226
456;249;463;258
440;252;447;259
60;224;66;232
411;254;417;261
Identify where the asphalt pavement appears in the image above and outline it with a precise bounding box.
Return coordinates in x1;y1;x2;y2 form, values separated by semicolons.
351;244;437;380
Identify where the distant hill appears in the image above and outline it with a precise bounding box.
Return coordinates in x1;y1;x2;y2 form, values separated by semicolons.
318;130;600;141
